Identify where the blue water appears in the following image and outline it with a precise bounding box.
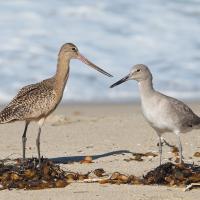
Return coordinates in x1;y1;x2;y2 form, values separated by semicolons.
0;0;200;103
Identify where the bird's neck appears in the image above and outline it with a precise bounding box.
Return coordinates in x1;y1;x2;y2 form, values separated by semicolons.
54;54;70;97
138;78;154;101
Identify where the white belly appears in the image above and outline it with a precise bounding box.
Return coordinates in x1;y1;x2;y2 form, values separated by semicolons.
141;98;175;133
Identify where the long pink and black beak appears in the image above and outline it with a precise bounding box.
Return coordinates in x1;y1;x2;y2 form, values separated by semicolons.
110;74;130;88
77;52;113;77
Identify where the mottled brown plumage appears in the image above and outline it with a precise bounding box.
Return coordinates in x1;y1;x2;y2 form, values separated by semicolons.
0;78;56;123
0;43;112;166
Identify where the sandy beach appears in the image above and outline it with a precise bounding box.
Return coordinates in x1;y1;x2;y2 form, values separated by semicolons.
0;102;199;200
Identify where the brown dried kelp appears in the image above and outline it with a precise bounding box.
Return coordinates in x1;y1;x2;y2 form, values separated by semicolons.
124;152;157;162
143;162;200;187
93;168;106;177
0;157;199;191
193;152;200;157
0;158;88;190
101;172;142;185
81;163;200;190
80;156;93;164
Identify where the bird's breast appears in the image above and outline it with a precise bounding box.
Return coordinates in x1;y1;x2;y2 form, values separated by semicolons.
141;98;175;133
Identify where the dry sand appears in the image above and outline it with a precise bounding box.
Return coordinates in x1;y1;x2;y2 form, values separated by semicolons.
0;103;199;200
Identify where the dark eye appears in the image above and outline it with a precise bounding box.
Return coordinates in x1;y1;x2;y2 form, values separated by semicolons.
136;69;141;72
72;47;76;51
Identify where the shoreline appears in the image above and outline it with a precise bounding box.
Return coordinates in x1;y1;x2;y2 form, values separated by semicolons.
0;97;200;106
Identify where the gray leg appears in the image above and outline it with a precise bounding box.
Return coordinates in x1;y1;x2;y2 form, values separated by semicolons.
176;133;183;164
36;127;42;167
158;136;162;165
162;137;174;148
36;118;45;167
22;121;30;160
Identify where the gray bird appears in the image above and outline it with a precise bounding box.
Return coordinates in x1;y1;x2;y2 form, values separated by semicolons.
0;43;112;166
110;64;200;165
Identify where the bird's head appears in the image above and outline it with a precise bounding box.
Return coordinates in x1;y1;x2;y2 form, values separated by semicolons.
110;64;152;88
59;43;113;77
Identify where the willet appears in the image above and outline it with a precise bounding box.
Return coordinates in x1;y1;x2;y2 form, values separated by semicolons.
0;43;112;166
110;64;200;165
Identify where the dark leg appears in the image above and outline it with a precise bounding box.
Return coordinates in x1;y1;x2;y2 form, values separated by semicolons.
158;136;162;166
162;138;175;148
22;121;30;160
36;127;42;167
176;133;183;164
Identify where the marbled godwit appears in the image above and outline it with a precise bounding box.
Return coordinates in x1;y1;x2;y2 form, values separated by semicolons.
0;43;112;166
110;64;200;165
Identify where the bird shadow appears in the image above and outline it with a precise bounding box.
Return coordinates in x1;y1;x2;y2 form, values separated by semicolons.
50;150;132;164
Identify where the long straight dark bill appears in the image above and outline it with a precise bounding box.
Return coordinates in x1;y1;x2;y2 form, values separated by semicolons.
110;75;130;88
78;53;113;77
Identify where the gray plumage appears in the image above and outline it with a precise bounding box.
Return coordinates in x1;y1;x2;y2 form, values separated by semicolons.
110;64;200;164
158;95;200;132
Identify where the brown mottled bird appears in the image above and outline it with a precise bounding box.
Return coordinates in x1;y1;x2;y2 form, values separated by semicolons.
0;43;112;166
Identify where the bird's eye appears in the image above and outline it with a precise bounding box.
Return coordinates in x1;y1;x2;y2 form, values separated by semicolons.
136;69;141;72
72;47;76;51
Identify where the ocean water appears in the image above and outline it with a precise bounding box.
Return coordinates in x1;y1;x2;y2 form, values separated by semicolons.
0;0;200;103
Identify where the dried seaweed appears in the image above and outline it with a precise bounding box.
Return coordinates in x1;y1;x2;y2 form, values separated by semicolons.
93;168;106;177
143;162;200;187
80;156;93;164
124;152;157;162
88;163;200;189
193;152;200;157
0;157;199;191
0;158;88;190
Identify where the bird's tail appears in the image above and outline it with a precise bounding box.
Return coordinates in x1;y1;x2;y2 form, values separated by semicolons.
194;117;200;130
0;106;16;124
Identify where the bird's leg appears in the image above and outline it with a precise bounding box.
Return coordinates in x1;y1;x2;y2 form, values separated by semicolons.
158;136;162;166
36;127;42;167
22;121;30;161
176;133;183;164
162;137;175;148
36;118;45;167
